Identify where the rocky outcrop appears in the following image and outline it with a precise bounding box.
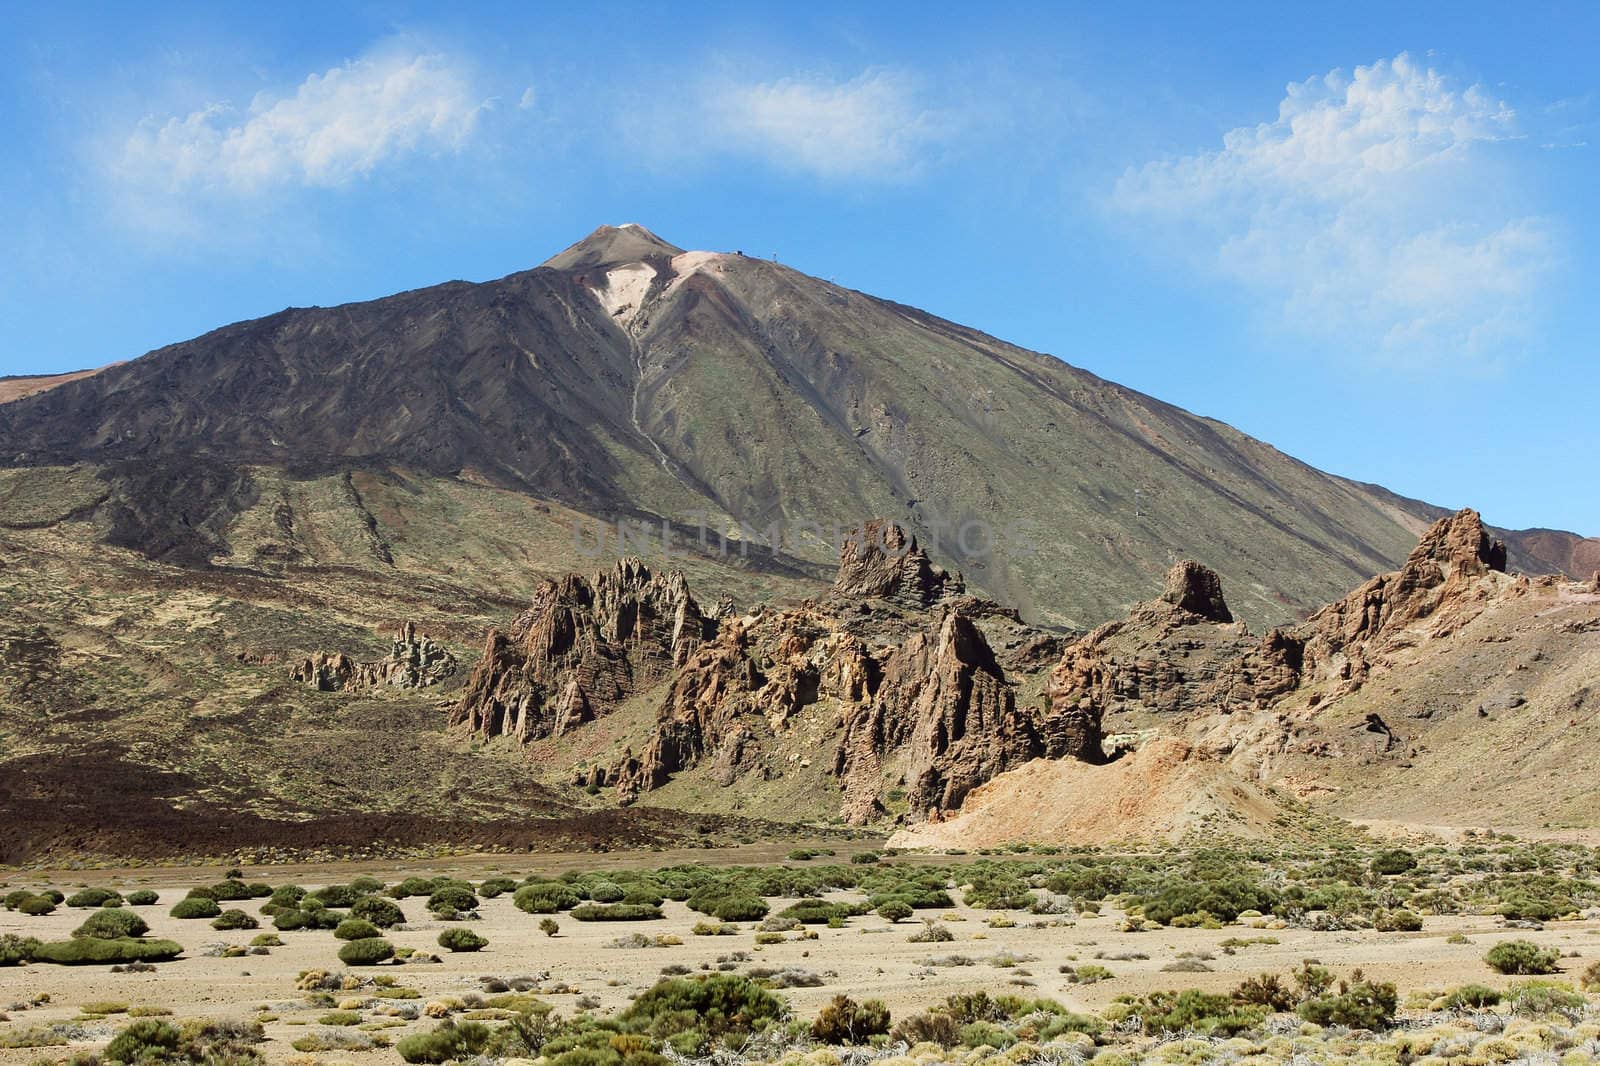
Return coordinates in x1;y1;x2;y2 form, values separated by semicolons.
290;622;457;692
832;520;964;608
1161;561;1233;622
1291;509;1508;696
450;559;711;742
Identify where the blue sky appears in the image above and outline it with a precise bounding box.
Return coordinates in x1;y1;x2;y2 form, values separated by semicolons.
2;1;1596;534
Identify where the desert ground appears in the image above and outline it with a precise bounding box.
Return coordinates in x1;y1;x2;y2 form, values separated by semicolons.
6;841;1600;1065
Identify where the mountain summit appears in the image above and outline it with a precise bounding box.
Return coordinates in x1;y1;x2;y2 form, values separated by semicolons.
0;226;1591;626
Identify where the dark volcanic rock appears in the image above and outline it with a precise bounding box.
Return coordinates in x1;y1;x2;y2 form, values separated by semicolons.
1161;561;1233;622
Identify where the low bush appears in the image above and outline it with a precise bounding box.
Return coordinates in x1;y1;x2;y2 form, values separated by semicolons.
66;888;123;909
811;995;890;1044
125;890;160;906
337;937;395;966
351;895;406;928
1485;940;1561;976
1297;977;1398;1029
540;918;560;937
1506;979;1585;1017
570;903;662;921
1;934;42;965
514;883;581;914
1123;990;1266;1036
1440;984;1502;1010
426;885;479;915
74;909;150;940
396;1021;492;1064
18;895;56;916
335;918;381;941
1371;849;1418;875
31;937;183;965
211;910;259;931
438;928;489;952
876;901;914;923
170;897;221;920
102;1017;264;1065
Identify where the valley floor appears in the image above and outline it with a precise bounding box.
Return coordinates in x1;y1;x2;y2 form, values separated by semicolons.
5;842;1600;1064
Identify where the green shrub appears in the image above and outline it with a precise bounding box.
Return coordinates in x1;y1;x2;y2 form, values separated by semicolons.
851;852;880;865
515;883;581;913
478;878;518;898
778;899;852;925
1134;875;1277;925
388;877;440;899
1129;990;1265;1036
810;995;890;1044
889;1012;961;1048
689;893;768;922
1371;849;1418;875
0;934;42;965
1375;909;1423;932
351;895;406;928
335;918;381;941
1439;984;1502;1010
349;876;386;894
620;974;786;1051
438;928;489;952
267;885;306;908
103;1019;183;1063
66;888;124;909
1506;979;1585;1017
31;937;183;965
337;937;395;966
310;884;363;908
540;918;560;937
396;1021;491;1064
18;895;56;916
73;908;149;940
570;903;662;921
588;881;626;903
426;886;479;915
1485;940;1561;975
170;897;221;920
272;909;312;931
211;909;259;931
877;901;914;923
207;880;252;901
1297;978;1398;1029
126;890;160;906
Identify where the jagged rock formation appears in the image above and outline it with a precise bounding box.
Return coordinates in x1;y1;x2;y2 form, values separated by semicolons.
289;623;456;691
450;559;712;743
1291;509;1508;698
832;520;964;608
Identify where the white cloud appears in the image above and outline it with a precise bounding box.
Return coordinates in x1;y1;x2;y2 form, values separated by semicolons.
117;50;484;194
690;69;948;180
1114;53;1554;366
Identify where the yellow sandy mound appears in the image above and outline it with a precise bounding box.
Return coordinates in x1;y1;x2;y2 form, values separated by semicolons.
887;738;1289;848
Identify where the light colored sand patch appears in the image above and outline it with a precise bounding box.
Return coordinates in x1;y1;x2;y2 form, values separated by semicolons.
594;263;657;326
888;738;1290;849
666;250;727;295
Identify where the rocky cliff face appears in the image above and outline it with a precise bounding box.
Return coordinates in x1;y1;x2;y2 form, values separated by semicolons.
290;623;457;691
450;559;714;742
455;521;1084;824
1291;508;1508;698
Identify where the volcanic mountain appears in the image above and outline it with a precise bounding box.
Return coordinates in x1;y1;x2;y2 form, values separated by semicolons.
5;223;1592;629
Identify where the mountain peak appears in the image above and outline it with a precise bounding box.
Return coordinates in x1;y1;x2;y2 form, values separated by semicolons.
542;223;686;272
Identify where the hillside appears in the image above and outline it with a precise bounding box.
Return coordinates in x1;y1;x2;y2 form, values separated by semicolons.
5;224;1588;629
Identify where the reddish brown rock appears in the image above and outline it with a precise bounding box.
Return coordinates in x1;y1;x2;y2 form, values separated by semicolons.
451;558;710;743
290;622;457;692
1291;509;1509;695
832;519;963;608
1161;561;1233;622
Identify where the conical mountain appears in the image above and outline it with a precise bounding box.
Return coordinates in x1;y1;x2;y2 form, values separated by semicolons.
0;226;1590;626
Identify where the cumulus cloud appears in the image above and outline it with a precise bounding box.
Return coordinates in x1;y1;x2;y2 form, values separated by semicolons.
116;50;484;195
1113;53;1553;366
619;68;951;181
